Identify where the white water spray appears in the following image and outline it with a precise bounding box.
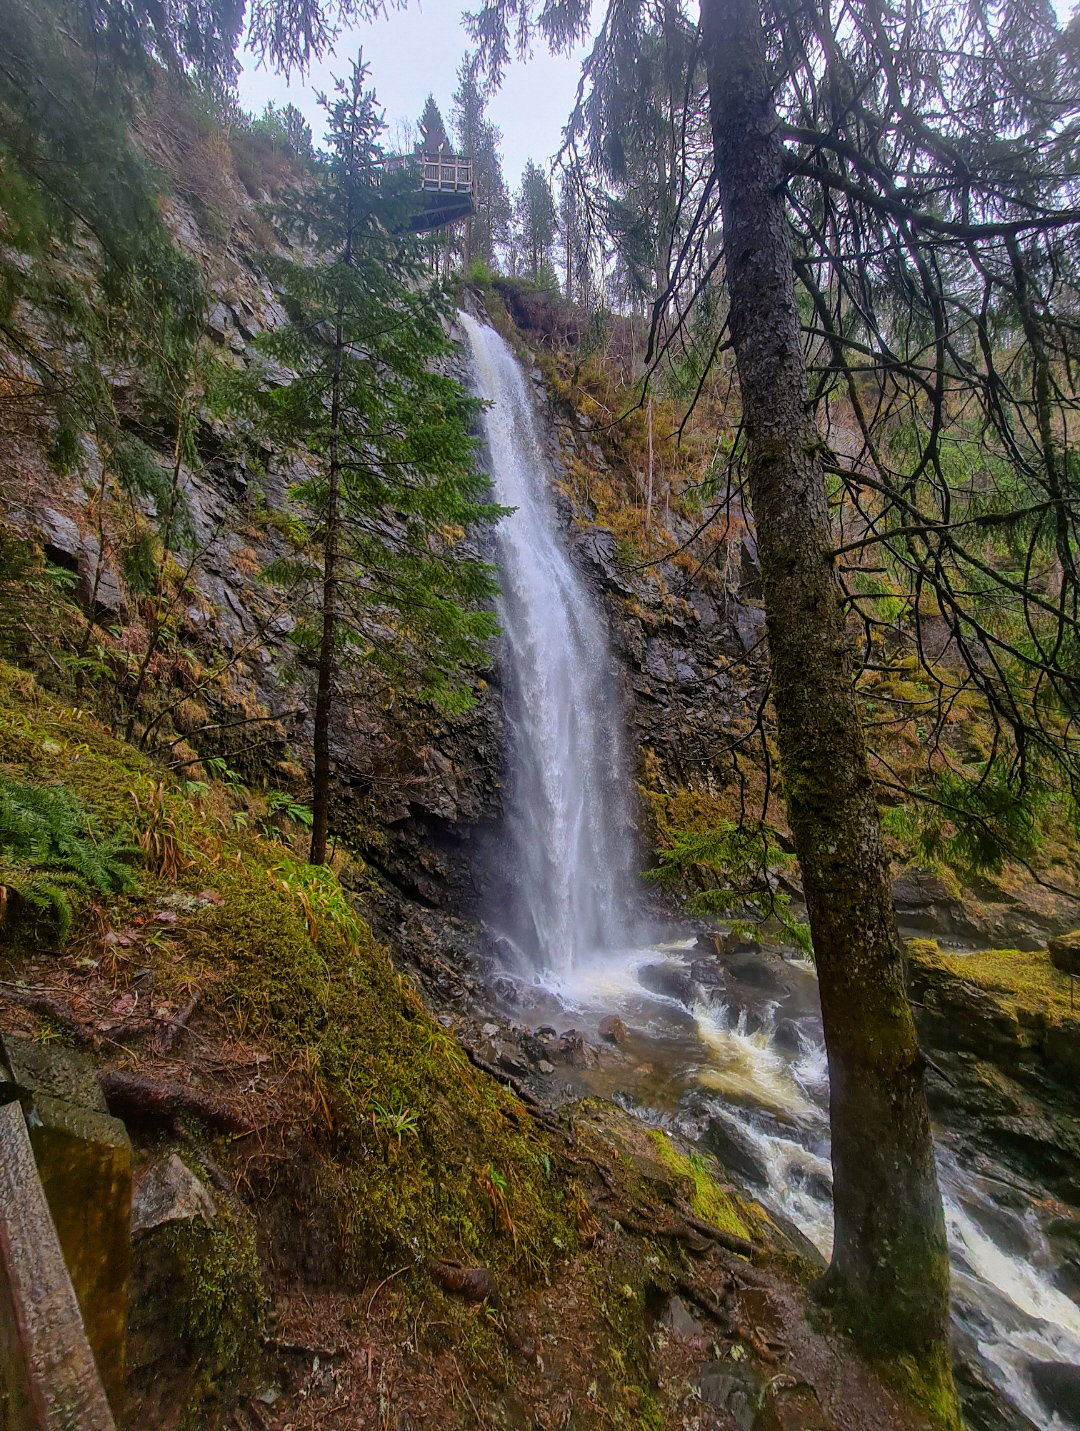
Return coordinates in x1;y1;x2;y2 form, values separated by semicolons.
462;313;633;974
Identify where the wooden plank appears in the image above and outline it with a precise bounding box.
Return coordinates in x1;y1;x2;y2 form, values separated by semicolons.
0;1100;116;1431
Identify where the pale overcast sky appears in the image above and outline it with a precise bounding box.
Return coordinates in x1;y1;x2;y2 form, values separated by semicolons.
236;2;597;190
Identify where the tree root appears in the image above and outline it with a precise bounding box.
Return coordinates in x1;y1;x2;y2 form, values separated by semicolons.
99;1068;252;1132
0;984;95;1044
462;1045;542;1108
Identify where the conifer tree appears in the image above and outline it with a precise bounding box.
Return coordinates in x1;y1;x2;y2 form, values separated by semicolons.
514;161;558;280
452;52;512;268
254;57;505;864
418;94;451;153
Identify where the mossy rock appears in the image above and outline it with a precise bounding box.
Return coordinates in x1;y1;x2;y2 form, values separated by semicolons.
1048;929;1080;977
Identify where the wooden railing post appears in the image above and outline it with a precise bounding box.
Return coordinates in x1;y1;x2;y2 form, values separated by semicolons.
0;1100;116;1431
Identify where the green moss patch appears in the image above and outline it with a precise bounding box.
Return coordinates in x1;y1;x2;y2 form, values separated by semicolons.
646;1129;752;1241
910;939;1080;1027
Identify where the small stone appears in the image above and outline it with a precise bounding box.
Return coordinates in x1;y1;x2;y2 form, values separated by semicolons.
131;1154;215;1236
481;1023;500;1039
257;1388;281;1406
662;1295;705;1340
754;1377;833;1431
598;1014;630;1047
537;1060;555;1075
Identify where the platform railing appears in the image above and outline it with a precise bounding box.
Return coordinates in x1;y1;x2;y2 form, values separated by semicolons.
383;152;474;194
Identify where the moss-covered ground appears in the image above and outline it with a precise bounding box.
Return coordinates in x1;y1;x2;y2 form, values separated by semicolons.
908;937;1080;1027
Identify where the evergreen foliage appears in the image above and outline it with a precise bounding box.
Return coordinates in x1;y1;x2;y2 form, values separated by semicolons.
452;53;512;268
0;774;139;941
418;94;451;152
514;160;558;279
251;101;315;159
646;819;813;954
251;55;506;860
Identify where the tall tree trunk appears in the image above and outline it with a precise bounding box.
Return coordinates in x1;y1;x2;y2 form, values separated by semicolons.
700;0;956;1409
310;305;346;866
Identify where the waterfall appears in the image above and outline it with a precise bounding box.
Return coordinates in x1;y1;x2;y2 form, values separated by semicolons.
461;313;634;976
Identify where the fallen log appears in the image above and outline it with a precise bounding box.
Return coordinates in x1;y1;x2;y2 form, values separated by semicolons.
99;1069;252;1133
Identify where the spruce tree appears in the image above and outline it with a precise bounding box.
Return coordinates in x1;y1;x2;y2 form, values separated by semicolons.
418;94;451;153
514;161;558;280
452;52;512;268
253;56;505;864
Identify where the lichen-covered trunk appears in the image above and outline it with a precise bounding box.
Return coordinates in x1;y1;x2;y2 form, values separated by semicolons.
700;0;955;1400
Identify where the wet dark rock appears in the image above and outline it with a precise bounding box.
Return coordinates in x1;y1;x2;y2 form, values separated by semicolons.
39;507;81;568
771;1019;805;1056
77;536;126;616
689;958;727;988
131;1154;215;1236
661;1294;705;1340
908;945;1080;1117
645;639;673;684
753;1378;833;1431
598;1014;631;1047
892;868;952;913
953;1351;1042;1431
489;975;520;1006
558;1031;601;1070
638;962;698;1006
1054;1258;1080;1306
495;1044;530;1078
733;603;766;653
1030;1361;1080;1426
891;868;985;938
703;1117;770;1188
739;530;762;599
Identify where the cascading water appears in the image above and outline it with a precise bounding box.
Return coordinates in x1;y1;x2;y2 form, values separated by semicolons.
462;311;1079;1429
461;312;634;974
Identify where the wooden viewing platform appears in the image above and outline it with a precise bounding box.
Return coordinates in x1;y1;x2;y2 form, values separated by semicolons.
382;151;475;233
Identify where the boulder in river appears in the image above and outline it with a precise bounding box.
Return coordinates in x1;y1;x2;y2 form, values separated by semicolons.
598;1014;631;1047
638;962;699;1006
703;1116;771;1188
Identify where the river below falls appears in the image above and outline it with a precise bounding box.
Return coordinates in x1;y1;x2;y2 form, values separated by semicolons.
496;937;1080;1431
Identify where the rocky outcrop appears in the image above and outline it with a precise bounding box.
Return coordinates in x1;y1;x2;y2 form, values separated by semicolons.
906;943;1080;1198
1050;930;1080;976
